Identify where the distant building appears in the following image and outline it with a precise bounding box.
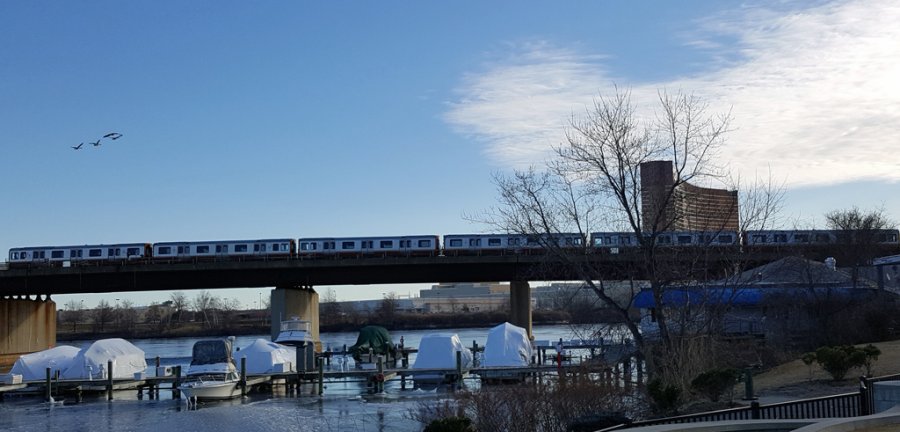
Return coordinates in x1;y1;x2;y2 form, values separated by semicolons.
640;160;739;232
417;282;516;313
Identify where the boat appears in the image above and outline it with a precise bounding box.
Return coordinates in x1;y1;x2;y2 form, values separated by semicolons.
412;333;473;388
273;317;316;371
178;338;242;401
480;322;533;383
348;325;398;369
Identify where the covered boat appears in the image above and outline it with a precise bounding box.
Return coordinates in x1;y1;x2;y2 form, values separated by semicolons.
412;333;473;387
60;338;147;380
481;322;533;382
178;338;242;401
10;345;80;381
348;326;397;366
237;339;296;374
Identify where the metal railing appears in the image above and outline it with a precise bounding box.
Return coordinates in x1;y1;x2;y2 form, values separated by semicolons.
600;389;865;430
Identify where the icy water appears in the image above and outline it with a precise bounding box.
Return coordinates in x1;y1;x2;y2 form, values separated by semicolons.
0;325;599;432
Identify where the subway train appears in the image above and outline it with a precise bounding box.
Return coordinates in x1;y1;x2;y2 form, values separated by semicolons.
6;229;899;267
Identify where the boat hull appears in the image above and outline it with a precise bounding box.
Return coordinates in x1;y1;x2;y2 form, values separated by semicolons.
179;380;242;400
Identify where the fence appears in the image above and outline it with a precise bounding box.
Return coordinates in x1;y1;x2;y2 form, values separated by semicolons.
599;377;888;431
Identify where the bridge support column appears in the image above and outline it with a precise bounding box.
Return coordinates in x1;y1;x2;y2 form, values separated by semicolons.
0;296;56;372
509;281;532;338
270;286;320;351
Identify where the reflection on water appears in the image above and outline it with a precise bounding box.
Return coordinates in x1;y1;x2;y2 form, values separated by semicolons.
0;325;599;432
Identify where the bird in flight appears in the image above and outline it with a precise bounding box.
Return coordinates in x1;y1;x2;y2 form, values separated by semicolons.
89;139;102;147
71;142;84;150
103;132;123;140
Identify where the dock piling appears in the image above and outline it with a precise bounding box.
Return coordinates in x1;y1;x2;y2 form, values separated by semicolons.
317;358;324;396
45;367;51;402
173;366;181;399
240;357;247;398
455;351;462;391
107;360;114;401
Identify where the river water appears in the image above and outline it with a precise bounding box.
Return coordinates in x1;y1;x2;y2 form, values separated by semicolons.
0;324;606;432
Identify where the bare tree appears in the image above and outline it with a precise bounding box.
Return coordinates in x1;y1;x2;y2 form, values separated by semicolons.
93;300;114;332
192;290;221;328
480;88;782;391
320;288;343;326
825;206;896;288
119;299;137;331
169;291;188;323
62;299;84;332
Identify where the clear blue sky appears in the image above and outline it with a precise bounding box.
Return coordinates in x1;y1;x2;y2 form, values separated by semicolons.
2;1;898;308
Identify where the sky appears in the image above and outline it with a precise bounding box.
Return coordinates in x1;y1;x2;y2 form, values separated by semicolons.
2;0;898;308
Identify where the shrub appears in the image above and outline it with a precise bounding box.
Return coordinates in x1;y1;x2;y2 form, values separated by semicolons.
801;352;817;381
690;368;740;403
647;378;681;414
814;345;866;381
423;417;475;432
861;344;882;377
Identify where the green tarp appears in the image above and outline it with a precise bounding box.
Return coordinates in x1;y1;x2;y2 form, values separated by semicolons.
348;326;396;361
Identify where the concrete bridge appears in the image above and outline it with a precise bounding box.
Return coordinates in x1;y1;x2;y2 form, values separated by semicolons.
0;250;784;369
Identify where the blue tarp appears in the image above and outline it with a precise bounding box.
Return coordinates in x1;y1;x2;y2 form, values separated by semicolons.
632;287;874;308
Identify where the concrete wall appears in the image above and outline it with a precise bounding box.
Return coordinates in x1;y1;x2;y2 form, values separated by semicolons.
0;297;56;372
270;287;320;351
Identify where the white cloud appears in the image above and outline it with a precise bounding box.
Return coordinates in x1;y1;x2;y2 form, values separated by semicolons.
444;0;900;187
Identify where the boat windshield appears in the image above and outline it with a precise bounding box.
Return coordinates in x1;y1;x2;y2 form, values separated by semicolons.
281;320;310;332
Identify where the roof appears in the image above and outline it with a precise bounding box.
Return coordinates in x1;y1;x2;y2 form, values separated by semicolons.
717;256;874;288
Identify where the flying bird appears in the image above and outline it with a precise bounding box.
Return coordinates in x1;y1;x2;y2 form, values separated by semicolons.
89;139;102;147
103;132;123;140
71;142;84;150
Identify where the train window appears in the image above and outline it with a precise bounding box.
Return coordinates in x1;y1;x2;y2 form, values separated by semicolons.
774;234;787;243
51;250;64;259
400;240;411;248
70;249;82;258
486;238;500;247
342;241;355;250
380;240;394;248
469;238;481;247
11;252;18;260
815;234;830;242
127;248;140;256
235;244;248;252
677;235;692;245
37;251;45;259
449;239;462;247
526;236;540;246
361;240;373;248
751;234;766;243
793;234;809;242
300;242;316;251
621;236;631;245
158;246;172;255
718;235;733;243
89;249;102;257
196;246;210;254
215;245;227;253
108;248;115;256
508;237;521;246
271;244;279;251
323;242;334;250
418;239;431;247
657;235;671;244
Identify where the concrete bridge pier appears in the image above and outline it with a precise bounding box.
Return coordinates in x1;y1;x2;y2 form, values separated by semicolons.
509;281;532;338
0;296;56;372
270;285;321;352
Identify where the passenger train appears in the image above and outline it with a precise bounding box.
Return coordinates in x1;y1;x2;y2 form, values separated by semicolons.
6;229;899;268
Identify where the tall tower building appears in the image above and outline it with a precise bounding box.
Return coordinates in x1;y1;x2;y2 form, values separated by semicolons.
640;160;739;232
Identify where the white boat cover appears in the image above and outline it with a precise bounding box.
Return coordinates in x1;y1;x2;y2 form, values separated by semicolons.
483;322;533;367
236;339;296;374
61;338;147;380
10;345;80;381
413;333;473;370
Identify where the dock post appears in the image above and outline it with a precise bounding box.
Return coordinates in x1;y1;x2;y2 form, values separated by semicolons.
317;357;324;396
54;370;60;399
402;350;409;369
376;355;385;393
401;371;406;390
455;351;462;391
45;367;51;402
173;366;181;399
240;357;247;398
107;360;114;401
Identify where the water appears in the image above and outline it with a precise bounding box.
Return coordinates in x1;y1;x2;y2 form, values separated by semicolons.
0;325;600;432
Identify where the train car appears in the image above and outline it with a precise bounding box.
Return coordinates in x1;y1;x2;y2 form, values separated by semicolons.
744;229;900;247
8;243;152;267
590;232;640;254
590;231;738;253
297;235;440;257
152;239;295;261
442;233;586;256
